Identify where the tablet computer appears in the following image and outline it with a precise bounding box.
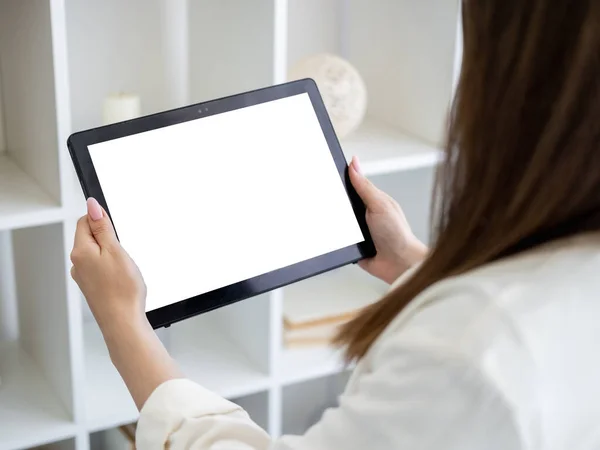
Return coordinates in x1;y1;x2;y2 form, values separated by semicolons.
68;79;376;328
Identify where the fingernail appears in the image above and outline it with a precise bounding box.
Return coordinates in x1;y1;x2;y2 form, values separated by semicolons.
353;156;363;174
87;198;103;221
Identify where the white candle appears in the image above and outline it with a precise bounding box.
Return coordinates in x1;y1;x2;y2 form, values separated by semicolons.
103;93;141;125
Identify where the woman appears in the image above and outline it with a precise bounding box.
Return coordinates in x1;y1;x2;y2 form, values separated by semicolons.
71;1;600;449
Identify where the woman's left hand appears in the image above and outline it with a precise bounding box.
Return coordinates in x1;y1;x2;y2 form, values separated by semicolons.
71;198;147;333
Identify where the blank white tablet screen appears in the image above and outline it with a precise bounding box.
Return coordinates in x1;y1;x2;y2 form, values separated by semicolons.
89;93;365;312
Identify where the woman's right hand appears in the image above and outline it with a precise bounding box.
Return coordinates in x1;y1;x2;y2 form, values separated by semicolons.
349;156;428;284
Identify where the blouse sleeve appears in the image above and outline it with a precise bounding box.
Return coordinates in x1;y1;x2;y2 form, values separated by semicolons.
136;291;525;450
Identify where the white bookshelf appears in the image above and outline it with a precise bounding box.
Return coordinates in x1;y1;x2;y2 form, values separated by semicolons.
0;0;460;448
0;156;63;230
341;119;443;176
0;343;75;450
282;371;350;435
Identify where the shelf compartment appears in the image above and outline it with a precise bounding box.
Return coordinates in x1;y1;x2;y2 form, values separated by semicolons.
170;313;272;399
66;0;276;131
83;309;272;432
231;390;270;432
369;167;436;245
280;346;349;386
0;223;75;449
66;0;173;131
0;0;63;216
189;0;275;102
0;0;65;231
86;392;270;448
286;0;460;166
280;265;386;384
282;371;350;436
283;265;388;327
0;342;76;450
341;118;442;176
0;155;63;231
83;322;138;432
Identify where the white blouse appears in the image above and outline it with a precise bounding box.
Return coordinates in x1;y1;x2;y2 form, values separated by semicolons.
136;234;600;450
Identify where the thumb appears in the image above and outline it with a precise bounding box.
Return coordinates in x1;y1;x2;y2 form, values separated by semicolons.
349;156;381;207
86;197;118;248
357;258;372;271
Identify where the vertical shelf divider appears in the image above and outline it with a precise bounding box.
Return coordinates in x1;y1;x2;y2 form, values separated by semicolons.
160;0;190;109
50;0;80;214
268;288;284;437
269;1;288;436
49;3;90;449
0;59;5;153
0;0;62;202
273;0;289;84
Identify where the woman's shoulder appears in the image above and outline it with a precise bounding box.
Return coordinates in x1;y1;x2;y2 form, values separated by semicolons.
381;232;600;350
359;234;600;446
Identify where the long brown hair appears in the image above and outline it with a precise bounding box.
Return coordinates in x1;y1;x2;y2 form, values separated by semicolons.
336;0;600;360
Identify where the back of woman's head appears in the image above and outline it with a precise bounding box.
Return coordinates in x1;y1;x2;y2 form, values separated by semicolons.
336;0;600;360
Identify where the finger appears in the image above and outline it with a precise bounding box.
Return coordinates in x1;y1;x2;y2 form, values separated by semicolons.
73;215;99;258
70;265;78;282
349;156;382;207
86;197;118;249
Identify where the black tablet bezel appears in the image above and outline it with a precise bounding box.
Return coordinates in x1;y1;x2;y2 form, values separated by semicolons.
68;78;376;329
